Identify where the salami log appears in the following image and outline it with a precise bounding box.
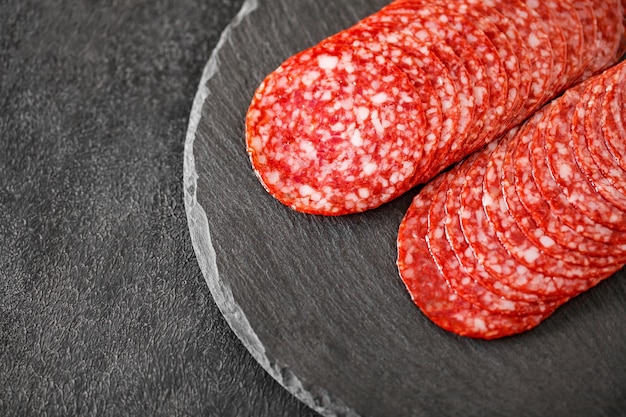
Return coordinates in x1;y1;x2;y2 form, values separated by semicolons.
246;0;625;215
398;60;626;339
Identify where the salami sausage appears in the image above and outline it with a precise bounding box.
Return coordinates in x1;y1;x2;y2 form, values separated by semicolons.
399;60;626;339
246;41;427;215
397;177;559;340
247;0;625;215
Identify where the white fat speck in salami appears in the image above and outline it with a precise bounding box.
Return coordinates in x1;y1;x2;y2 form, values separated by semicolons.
246;41;427;216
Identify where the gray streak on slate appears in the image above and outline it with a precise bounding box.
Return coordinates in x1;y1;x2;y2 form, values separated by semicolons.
184;0;626;416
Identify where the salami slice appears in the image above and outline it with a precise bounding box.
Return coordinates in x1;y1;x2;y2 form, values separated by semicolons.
570;0;598;78
246;41;426;215
433;0;523;127
513;102;626;256
603;63;626;170
501;123;621;268
430;155;556;313
522;0;567;98
442;137;553;303
374;5;491;155
584;68;626;196
460;142;556;297
386;0;509;152
397;177;558;340
461;140;608;298
544;0;585;88
483;0;554;116
458;0;532;124
483;134;620;280
328;28;443;183
584;0;625;75
355;16;473;180
531;94;626;242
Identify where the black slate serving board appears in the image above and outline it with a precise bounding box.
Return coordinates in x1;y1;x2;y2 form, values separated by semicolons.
183;1;626;415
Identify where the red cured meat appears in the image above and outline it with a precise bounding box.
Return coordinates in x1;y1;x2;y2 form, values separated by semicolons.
397;177;558;340
355;16;473;180
483;135;619;279
481;0;554;116
461;140;607;298
522;0;567;99
429;155;557;313
603;64;626;170
385;0;508;152
442;137;557;303
570;0;598;77
246;41;427;215
583;68;626;196
544;0;585;88
328;28;443;183
531;91;626;240
374;5;491;156
513;103;626;257
500;123;621;267
584;0;625;76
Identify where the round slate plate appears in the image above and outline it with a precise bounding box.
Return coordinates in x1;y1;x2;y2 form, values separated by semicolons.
183;1;626;416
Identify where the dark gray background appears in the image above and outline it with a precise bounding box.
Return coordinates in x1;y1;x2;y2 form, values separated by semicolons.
0;0;318;415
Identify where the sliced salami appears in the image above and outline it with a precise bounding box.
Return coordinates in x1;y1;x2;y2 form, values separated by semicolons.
442;137;554;303
461;140;607;298
484;0;554;116
397;177;559;340
529;91;626;240
522;0;567;98
246;41;426;215
544;0;585;88
427;158;548;315
461;0;532;123
374;5;491;155
501;124;621;267
328;28;443;183
584;0;625;75
463;143;557;296
603;63;626;170
386;0;509;151
483;134;620;279
584;68;626;196
355;15;473;180
513;102;626;256
570;0;598;77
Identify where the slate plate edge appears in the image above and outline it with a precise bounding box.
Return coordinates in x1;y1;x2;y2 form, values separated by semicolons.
182;1;360;415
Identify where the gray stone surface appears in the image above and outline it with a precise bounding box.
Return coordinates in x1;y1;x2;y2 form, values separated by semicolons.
185;1;626;416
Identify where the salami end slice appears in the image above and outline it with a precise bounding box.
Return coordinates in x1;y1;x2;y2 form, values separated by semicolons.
246;41;427;215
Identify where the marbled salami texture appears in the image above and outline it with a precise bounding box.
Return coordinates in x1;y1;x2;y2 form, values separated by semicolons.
246;0;625;215
398;61;626;339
